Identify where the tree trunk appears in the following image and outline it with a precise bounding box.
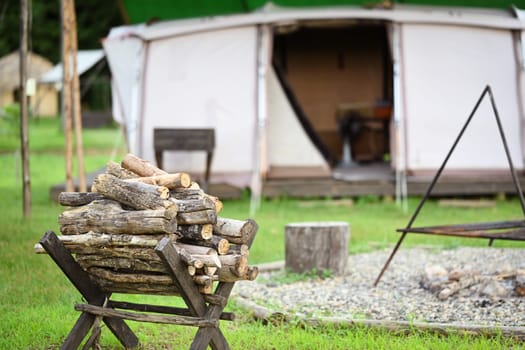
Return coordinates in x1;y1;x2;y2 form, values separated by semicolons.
285;222;350;276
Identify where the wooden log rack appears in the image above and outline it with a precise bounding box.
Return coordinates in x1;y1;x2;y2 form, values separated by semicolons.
39;229;255;349
374;85;525;286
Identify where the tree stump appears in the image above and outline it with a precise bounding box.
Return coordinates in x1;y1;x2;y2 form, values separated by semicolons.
285;222;350;276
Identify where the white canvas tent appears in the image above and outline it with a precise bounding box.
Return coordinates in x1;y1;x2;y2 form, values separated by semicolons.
102;4;525;202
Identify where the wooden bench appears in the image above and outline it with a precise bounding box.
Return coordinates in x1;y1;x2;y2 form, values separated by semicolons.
154;129;215;191
39;228;257;350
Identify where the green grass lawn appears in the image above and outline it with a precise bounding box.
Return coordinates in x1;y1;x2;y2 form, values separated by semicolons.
1;117;524;349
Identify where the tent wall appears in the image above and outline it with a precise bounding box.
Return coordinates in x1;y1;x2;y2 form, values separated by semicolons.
401;23;524;173
139;26;258;187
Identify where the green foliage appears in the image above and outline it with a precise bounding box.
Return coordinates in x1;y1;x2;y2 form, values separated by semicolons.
0;103;20;145
0;1;123;62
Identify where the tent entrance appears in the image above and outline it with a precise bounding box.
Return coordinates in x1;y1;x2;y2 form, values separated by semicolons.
272;21;393;171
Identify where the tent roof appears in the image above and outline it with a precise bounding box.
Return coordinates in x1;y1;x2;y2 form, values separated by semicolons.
119;0;523;24
0;51;53;93
39;49;105;84
108;4;525;42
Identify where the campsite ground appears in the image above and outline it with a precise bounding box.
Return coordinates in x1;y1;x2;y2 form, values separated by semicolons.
1;117;524;349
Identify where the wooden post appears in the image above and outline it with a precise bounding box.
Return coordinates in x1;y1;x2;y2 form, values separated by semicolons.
19;0;31;217
285;222;350;276
61;0;74;192
69;0;86;192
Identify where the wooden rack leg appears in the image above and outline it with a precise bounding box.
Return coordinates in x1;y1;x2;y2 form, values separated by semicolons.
39;231;139;349
156;238;229;350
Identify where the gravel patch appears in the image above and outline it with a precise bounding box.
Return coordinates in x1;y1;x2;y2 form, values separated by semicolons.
232;247;525;327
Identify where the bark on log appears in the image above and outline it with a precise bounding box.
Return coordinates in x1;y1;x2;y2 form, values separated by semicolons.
217;265;259;282
88;267;173;285
126;173;191;189
175;224;213;241
218;254;248;277
76;255;168;273
176;247;204;269
170;188;204;201
92;173;173;211
177;209;217;225
106;161;139;179
121;153;167;177
59;199;177;235
214;217;258;245
58;192;105;207
228;244;249;256
285;222;350;276
170;197;216;213
174;242;217;256
34;232;173;251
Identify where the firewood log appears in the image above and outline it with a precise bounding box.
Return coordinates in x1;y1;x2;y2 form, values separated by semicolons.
106;160;139;179
92;173;174;211
59;199;177;235
121;153;167;177
58;192;105;207
126;173;191;189
214;217;258;245
177;209;217;225
170;197;216;213
216;265;259;282
76;255;168;273
175;224;213;241
34;232;174;251
177;235;229;255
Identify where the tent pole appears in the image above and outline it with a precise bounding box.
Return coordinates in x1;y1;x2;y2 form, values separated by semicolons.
250;25;270;217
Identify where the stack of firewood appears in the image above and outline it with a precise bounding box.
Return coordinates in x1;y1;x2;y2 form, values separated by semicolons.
35;153;258;295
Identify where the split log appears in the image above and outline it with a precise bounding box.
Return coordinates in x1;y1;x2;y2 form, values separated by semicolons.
178;235;230;255
214;217;258;245
127;173;191;189
92;173;173;211
59;199;177;235
177;209;217;225
121;153;167;177
175;224;213;241
58;191;105;207
106;161;139;179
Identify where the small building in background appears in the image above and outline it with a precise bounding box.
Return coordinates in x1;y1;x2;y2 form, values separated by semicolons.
0;51;58;117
